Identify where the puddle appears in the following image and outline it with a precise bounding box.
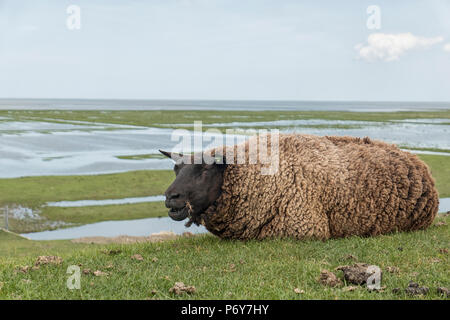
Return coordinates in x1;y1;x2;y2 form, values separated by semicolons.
47;195;165;207
22;217;206;240
0;205;72;232
4;205;41;220
439;198;450;213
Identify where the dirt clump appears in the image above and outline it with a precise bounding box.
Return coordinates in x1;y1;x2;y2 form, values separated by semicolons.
340;254;358;262
35;256;63;266
405;281;429;296
385;266;400;273
93;270;108;277
83;269;91;275
319;270;342;287
436;287;449;297
169;282;196;295
336;263;381;285
102;249;122;255
342;286;358;292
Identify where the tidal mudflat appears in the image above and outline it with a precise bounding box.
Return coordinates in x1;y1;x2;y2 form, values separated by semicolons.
1;109;449;237
1;112;449;178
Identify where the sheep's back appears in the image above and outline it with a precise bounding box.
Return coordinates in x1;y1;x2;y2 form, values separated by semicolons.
325;136;439;237
203;134;439;239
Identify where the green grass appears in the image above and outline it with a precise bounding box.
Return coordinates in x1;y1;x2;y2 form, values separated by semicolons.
0;214;448;300
0;170;173;208
0;229;90;258
418;154;450;198
2;109;449;129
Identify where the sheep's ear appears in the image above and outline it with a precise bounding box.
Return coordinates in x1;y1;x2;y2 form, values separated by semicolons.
159;150;183;162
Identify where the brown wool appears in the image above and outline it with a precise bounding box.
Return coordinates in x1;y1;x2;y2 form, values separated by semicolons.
200;134;439;240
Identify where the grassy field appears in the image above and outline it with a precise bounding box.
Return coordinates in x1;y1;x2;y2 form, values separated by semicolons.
0;109;449;300
419;154;450;198
0;170;173;232
0;214;448;300
0;170;173;208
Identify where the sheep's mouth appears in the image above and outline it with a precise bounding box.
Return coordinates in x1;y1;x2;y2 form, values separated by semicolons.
168;206;189;221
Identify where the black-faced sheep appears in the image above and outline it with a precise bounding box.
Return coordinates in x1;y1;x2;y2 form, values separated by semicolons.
160;133;439;240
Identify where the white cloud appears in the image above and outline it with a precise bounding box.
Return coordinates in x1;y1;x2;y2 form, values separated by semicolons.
444;43;450;53
355;33;444;62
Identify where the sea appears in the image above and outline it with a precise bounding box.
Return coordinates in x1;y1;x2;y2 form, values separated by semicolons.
0;99;449;112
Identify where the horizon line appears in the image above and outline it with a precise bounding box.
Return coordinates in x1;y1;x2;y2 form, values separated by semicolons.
1;97;450;104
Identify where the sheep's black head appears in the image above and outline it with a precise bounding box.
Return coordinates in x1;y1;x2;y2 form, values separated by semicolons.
159;150;226;223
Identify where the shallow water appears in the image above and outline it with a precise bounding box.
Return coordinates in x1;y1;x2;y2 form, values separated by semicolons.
44;196;450;212
0;121;122;132
0;117;448;178
22;217;206;240
0;127;245;178
46;195;166;207
175;119;450;150
439;198;450;213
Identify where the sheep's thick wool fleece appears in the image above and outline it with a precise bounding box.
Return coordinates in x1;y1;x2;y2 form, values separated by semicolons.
201;134;439;240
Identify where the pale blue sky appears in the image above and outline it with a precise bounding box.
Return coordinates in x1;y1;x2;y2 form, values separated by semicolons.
0;0;449;101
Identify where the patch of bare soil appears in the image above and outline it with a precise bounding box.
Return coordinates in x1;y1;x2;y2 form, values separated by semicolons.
71;231;181;244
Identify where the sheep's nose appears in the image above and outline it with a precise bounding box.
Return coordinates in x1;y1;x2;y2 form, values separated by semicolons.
165;192;181;208
167;193;180;200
